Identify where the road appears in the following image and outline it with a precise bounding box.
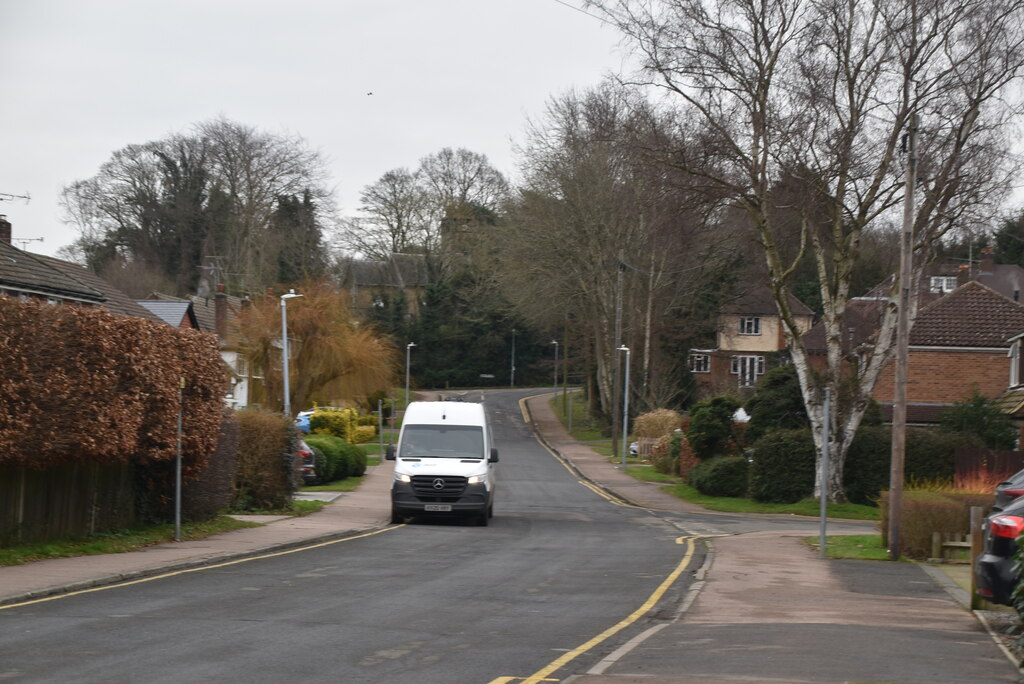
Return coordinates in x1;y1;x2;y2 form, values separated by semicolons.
0;389;863;683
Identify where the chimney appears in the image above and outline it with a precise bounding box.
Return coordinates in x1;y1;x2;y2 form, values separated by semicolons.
0;215;10;245
980;246;995;275
215;283;228;340
957;264;970;288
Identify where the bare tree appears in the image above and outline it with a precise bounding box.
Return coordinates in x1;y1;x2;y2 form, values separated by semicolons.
61;117;334;296
502;84;731;418
590;0;1024;500
342;168;436;260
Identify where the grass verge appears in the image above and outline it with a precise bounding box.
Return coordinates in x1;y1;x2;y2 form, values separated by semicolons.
660;482;879;520
0;516;262;567
805;533;891;560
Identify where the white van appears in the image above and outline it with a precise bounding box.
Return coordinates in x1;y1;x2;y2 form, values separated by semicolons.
385;401;498;525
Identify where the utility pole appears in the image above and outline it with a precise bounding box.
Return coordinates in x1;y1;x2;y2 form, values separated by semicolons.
612;254;624;459
889;113;918;562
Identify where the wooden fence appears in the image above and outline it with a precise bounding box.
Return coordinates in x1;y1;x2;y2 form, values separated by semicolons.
0;463;135;545
953;448;1024;487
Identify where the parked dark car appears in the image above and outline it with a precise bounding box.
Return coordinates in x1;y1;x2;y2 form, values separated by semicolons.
975;494;1024;605
296;439;317;485
994;467;1024;511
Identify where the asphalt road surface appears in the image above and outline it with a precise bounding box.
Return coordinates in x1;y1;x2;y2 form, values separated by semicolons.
0;389;864;683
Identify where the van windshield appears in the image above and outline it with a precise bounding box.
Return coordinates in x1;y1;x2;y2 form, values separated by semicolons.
400;425;485;459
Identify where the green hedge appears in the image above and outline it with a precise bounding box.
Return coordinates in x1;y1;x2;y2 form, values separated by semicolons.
749;429;816;503
304;435;367;481
689;456;750;497
843;426;984;505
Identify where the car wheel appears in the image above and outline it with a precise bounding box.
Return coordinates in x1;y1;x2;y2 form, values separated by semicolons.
390;506;404;525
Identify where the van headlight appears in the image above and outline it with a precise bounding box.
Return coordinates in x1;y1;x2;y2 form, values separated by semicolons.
467;474;485;484
395;473;411;483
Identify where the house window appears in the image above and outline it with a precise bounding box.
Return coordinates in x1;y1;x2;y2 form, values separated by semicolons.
730;355;766;387
930;276;957;293
235;357;248;376
739;316;761;335
689;354;711;373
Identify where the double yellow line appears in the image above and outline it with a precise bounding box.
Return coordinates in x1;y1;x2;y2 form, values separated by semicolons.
489;535;705;684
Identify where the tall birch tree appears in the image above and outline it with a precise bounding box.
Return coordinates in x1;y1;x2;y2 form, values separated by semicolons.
590;0;1024;500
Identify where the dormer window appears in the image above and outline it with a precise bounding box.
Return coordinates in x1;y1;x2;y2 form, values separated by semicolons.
739;316;761;335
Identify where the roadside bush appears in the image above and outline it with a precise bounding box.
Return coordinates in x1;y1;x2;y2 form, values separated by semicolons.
308;443;327;485
748;429;816;503
309;407;360;442
305;434;351;481
689;456;750;497
351;425;377;444
878;489;992;559
686;396;743;460
233;409;295;511
345;443;368;477
939;390;1018;450
845;426;984;505
744;365;809;443
633;409;682;439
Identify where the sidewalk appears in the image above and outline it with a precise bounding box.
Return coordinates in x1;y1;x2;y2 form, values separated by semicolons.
1;393;1020;681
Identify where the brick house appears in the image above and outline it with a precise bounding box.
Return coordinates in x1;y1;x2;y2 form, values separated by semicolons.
689;285;815;393
868;281;1024;423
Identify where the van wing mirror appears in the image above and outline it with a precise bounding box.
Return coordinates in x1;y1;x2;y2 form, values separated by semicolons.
489;447;499;463
385;444;396;461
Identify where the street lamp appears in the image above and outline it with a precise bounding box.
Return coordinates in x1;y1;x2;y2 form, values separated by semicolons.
618;345;631;467
405;342;417;407
510;328;517;389
551;340;559;394
280;289;303;419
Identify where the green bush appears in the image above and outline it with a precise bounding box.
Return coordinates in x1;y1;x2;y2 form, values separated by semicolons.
304;434;350;481
939;390;1018;449
309;407;360;442
304;434;367;481
744;365;809;443
233;409;295;511
844;426;984;505
651;432;683;475
308;443;328;485
686;396;742;460
344;443;368;477
748;429;816;503
689;456;750;497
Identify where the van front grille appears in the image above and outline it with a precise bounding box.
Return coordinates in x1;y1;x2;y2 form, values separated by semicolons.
410;475;468;500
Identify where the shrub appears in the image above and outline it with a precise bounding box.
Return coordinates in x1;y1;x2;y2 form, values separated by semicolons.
650;430;683;475
308;443;328;485
844;426;985;505
686;396;743;460
341;441;367;477
939;390;1018;449
633;409;682;439
748;429;816;503
351;425;377;444
689;456;750;497
744;365;809;443
877;489;992;559
309;407;360;442
305;433;350;481
233;409;295;511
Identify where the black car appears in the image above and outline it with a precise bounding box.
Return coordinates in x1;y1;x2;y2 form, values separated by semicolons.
975;494;1024;605
994;467;1024;511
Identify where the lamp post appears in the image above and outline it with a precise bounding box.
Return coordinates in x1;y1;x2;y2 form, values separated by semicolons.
618;345;631;467
405;342;417;407
280;289;303;419
510;328;517;389
551;340;559;395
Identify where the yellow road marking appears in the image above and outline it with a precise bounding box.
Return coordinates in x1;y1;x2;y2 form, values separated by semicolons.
0;525;403;611
503;536;700;684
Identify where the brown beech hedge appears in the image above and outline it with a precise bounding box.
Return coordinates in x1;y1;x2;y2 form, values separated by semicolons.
0;296;225;475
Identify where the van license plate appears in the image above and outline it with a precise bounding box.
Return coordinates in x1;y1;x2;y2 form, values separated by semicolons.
424;504;452;512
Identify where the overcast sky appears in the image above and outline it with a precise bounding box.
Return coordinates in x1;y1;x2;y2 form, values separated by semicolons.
0;0;629;256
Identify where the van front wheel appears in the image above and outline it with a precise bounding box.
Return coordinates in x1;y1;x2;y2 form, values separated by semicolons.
476;511;489;527
390;506;404;525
